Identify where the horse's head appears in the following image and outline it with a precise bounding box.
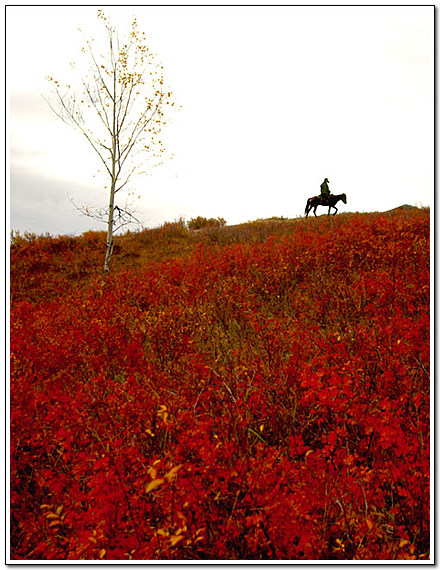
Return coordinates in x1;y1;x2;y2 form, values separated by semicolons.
341;193;347;204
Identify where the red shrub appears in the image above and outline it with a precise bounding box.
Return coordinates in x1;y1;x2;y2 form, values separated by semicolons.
10;210;430;560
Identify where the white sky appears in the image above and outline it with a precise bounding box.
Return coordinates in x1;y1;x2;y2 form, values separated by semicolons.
7;5;434;235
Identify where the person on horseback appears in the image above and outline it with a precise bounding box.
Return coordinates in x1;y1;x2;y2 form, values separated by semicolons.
320;178;330;202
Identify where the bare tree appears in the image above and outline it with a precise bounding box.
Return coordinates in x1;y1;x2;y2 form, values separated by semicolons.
46;10;176;272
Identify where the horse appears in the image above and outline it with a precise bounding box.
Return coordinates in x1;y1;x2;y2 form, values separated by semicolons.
305;193;347;217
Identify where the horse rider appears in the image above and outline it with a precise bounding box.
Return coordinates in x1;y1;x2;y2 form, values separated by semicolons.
320;178;330;202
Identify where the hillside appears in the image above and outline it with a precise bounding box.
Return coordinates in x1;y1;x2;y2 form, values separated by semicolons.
9;209;424;300
10;208;430;560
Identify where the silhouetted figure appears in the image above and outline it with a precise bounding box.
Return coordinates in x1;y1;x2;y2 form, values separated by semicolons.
320;178;330;201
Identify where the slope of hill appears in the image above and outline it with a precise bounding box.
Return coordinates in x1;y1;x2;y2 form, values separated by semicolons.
10;208;430;560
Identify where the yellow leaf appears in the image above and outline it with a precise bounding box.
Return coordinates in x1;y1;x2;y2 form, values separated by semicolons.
148;466;157;480
164;464;183;482
170;535;184;547
399;539;410;548
99;549;106;559
145;478;164;494
45;513;60;520
366;518;373;531
157;529;168;537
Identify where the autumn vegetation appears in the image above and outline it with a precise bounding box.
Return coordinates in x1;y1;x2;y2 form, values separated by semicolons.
10;208;430;560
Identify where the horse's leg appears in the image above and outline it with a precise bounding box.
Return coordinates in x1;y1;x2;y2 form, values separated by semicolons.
313;205;317;217
332;205;338;216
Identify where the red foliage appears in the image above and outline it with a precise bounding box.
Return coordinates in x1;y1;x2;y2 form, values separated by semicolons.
10;210;430;560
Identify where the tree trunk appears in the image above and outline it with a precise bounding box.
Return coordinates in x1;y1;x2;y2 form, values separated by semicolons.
104;78;118;274
104;182;115;273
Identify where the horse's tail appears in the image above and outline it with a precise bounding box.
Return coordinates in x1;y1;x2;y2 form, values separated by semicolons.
305;198;311;215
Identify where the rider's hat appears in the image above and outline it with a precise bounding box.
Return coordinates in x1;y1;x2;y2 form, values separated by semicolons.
324;178;329;182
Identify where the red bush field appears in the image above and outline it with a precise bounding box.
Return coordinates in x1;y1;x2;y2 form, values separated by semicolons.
10;209;430;560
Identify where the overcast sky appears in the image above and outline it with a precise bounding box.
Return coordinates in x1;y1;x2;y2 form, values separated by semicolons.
7;5;434;236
